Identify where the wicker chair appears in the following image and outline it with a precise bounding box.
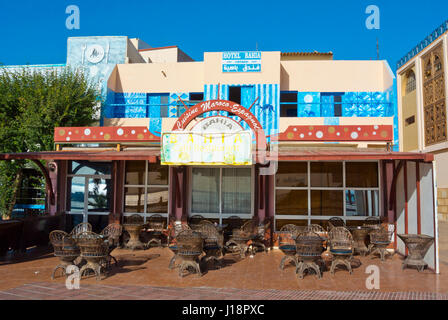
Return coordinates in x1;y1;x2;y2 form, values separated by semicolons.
167;222;191;269
328;227;354;275
223;216;243;243
70;222;92;237
100;223;122;268
249;218;271;254
49;230;80;279
226;218;258;258
145;214;167;248
304;224;326;233
176;229;204;277
369;224;395;261
278;224;299;270
295;231;325;279
75;231;108;281
197;223;224;268
188;215;205;229
328;217;346;230
363;216;382;230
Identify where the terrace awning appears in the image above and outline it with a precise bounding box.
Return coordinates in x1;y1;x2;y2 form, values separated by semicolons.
0;148;161;162
264;148;434;162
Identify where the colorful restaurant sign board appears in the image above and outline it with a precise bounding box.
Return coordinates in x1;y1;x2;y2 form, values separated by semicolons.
161;131;252;165
222;51;261;72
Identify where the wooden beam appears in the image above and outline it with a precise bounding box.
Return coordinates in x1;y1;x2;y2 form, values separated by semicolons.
30;159;55;206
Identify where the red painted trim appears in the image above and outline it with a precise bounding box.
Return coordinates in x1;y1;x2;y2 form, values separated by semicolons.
54;126;160;143
416;162;422;234
276;125;393;142
393;161;398;250
388;160;404;211
404;161;409;256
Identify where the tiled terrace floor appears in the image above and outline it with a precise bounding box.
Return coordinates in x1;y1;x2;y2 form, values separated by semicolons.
0;221;447;300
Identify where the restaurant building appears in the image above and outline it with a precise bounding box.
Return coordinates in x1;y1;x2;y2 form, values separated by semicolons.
0;36;439;272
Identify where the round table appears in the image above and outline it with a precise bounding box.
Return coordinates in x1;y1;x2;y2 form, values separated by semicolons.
398;234;434;272
123;223;146;250
348;226;372;256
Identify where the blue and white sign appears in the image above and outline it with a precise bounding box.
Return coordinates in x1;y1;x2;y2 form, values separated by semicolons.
222;51;261;73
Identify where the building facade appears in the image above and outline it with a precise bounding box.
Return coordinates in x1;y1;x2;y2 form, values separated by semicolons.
397;19;448;221
0;36;439;272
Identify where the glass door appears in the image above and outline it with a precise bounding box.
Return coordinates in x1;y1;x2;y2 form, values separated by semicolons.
67;161;112;232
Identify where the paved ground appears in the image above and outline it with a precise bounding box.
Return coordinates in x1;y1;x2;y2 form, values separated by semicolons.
0;282;447;300
0;222;447;300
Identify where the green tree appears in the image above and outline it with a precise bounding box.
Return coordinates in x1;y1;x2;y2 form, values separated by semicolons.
0;67;100;218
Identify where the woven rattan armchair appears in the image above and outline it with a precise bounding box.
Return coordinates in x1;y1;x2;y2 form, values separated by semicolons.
304;224;326;233
167;222;191;269
145;214;167;248
328;217;346;231
70;222;92;237
176;229;204;277
75;231;108;281
369;224;395;261
223;216;243;243
249;218;271;254
197;223;224;268
100;223;122;268
49;230;80;279
188;215;205;229
226;218;258;259
295;231;325;279
278;224;299;270
328;227;354;275
363;216;381;230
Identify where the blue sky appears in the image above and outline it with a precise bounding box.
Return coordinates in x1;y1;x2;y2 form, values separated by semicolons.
0;0;447;72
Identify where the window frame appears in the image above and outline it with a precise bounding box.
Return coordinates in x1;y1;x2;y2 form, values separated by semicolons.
280;91;298;118
188;165;255;223
123;160;170;223
274;160;381;230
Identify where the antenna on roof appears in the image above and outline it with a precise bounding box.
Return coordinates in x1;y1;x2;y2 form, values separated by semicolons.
376;38;380;60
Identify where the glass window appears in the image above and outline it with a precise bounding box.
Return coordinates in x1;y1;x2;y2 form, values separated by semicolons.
191;167;252;218
345;190;379;216
311;190;343;216
88;178;111;212
191;168;220;214
310;162;343;187
147;187;169;213
222;168;251;214
276;162;307;187
67;176;85;212
124;187;145;213
275;190;308;215
280;92;298;117
125;161;145;185
148;163;169;185
123;161;169;217
406;70;416;93
70;161;111;175
346;162;378;187
275;161;380;230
